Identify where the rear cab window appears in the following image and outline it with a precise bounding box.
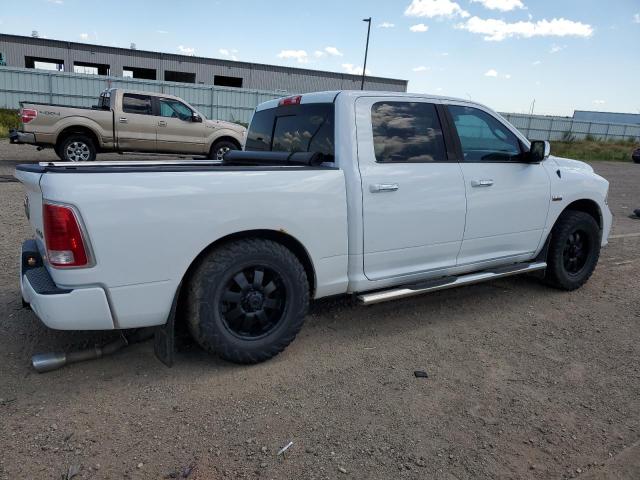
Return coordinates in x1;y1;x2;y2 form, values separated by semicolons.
122;93;153;115
371;101;446;163
246;102;335;161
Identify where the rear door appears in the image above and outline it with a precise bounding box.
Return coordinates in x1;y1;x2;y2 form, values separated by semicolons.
356;97;467;280
446;104;550;265
155;97;206;154
117;93;156;152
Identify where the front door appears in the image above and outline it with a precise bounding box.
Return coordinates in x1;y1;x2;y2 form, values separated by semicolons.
356;97;467;281
446;104;551;266
155;97;206;154
117;93;156;152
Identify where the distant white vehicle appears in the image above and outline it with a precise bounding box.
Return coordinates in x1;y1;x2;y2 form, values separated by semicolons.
16;91;611;365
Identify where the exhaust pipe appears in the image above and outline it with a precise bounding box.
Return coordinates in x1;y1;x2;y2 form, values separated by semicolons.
32;330;153;373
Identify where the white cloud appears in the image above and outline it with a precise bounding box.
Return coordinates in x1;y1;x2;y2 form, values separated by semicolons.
342;63;371;75
471;0;524;12
219;48;238;61
549;44;566;53
441;52;449;56
532;60;541;65
484;69;498;77
504;73;512;79
79;33;89;40
156;30;168;34
177;45;195;55
277;50;309;63
405;0;470;19
314;50;325;58
457;16;593;41
378;22;395;28
633;13;640;24
592;99;606;105
412;66;429;72
324;46;343;56
47;0;63;4
410;23;429;32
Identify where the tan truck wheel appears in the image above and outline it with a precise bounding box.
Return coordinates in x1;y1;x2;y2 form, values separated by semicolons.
60;135;97;162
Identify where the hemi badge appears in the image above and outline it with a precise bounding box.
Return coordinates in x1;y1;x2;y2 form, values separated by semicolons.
552;195;563;202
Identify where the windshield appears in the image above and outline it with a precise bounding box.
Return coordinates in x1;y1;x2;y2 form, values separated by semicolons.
245;103;335;160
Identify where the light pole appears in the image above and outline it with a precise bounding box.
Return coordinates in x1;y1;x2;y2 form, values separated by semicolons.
361;17;372;90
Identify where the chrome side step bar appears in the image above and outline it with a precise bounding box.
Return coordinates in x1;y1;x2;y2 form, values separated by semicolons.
358;261;547;305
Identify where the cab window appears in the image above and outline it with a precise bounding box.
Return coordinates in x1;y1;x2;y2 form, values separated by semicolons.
371;102;446;163
448;105;521;162
159;98;193;121
122;93;152;115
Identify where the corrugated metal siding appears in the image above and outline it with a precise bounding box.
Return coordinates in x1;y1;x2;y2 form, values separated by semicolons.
573;110;640;125
500;112;640;141
0;67;285;124
0;34;407;92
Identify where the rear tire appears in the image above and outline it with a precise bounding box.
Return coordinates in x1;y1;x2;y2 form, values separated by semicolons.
208;139;239;161
186;239;309;364
544;210;601;290
59;134;96;162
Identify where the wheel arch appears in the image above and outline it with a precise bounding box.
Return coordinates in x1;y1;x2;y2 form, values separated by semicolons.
562;198;602;230
208;134;242;154
177;229;317;309
56;125;100;152
538;197;603;262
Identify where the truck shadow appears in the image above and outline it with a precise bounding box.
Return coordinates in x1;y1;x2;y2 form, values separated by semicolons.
10;274;550;382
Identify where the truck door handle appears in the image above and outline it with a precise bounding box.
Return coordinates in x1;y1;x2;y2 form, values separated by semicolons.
158;121;167;127
471;179;494;187
370;183;399;193
119;117;128;124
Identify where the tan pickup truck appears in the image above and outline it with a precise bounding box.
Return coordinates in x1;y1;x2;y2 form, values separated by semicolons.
10;88;246;162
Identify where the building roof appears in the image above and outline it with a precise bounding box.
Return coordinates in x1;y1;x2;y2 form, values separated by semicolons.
0;33;407;86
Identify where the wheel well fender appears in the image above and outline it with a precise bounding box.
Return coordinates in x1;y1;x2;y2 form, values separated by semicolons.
177;229;317;310
209;135;242;153
56;126;100;151
538;198;603;262
562;199;602;229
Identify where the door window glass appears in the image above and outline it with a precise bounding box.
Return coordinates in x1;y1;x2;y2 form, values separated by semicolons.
122;94;152;115
159;98;193;121
449;105;521;162
371;102;446;163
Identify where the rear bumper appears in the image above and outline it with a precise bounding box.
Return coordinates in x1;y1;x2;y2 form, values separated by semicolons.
20;240;115;330
9;129;36;145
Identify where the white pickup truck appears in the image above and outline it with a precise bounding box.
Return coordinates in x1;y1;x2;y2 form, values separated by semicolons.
16;91;612;365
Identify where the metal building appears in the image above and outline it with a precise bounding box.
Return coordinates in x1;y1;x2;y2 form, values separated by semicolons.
0;33;407;93
573;110;640;126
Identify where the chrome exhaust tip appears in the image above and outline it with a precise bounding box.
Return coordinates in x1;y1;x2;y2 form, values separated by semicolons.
32;352;67;373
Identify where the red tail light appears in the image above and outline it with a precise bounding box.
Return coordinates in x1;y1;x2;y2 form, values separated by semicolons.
278;95;302;106
43;203;91;267
20;108;38;124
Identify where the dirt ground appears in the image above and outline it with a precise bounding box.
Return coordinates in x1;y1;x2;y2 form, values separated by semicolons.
1;140;639;479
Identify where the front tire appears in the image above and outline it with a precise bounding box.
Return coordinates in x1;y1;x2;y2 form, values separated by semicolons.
59;134;96;162
544;210;601;290
186;239;309;364
208;139;239;161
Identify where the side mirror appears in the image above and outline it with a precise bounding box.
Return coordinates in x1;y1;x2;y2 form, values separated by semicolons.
192;113;202;123
528;140;550;163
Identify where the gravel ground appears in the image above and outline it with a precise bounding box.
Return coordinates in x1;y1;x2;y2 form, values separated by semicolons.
1;140;639;479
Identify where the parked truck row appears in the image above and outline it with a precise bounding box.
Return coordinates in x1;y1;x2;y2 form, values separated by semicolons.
10;88;246;161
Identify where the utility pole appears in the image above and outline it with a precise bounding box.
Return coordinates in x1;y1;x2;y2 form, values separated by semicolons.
361;17;372;90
